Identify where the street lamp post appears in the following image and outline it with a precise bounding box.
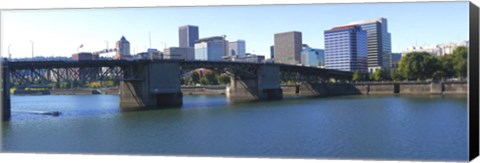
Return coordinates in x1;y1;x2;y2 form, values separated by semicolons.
29;40;34;59
8;44;11;60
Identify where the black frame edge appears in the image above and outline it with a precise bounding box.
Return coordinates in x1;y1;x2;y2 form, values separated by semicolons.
469;1;479;161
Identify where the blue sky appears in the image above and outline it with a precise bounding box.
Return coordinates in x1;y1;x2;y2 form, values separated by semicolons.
1;1;469;58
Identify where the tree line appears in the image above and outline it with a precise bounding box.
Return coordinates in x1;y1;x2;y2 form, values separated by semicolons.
353;46;467;82
183;70;230;86
12;80;119;89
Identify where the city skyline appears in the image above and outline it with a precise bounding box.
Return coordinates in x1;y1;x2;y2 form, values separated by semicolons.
1;1;469;59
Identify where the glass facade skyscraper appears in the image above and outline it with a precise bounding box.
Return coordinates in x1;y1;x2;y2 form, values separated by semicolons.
348;18;391;73
301;44;324;67
194;36;228;61
324;25;368;73
179;25;199;48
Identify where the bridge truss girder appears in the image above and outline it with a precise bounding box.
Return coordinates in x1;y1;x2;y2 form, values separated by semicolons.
4;60;353;87
8;66;138;88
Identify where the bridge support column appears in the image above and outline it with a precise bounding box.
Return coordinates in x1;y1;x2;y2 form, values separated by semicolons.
226;65;282;102
120;62;182;109
2;66;11;121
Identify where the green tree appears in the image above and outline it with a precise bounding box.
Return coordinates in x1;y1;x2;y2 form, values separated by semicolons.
102;80;115;87
352;71;363;82
217;73;230;84
398;52;439;81
204;71;218;85
437;55;453;78
390;69;403;81
451;46;467;78
190;71;200;85
371;69;386;81
88;81;101;88
432;70;446;82
199;77;209;85
181;77;186;85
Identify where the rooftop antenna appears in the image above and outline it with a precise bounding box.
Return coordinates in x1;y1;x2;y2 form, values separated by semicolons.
149;31;152;49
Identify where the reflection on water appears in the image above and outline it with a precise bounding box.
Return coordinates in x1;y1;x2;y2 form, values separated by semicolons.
2;94;468;161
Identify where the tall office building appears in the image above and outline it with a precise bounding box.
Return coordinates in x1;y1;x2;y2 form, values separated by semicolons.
115;36;131;60
194;36;228;61
348;18;391;73
324;25;368;73
301;44;324;67
228;40;246;58
274;31;302;65
270;45;275;59
179;25;199;48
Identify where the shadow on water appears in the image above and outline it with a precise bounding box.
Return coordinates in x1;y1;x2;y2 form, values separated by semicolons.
118;93;371;114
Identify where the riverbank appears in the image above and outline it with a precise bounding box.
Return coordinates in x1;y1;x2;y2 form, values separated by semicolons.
353;81;467;95
13;87;120;95
12;81;467;96
181;85;226;95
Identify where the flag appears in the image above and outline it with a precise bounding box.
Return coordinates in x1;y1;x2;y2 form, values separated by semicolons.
79;44;83;48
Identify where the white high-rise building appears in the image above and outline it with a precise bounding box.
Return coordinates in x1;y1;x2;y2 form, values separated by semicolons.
194;36;228;61
402;41;469;57
228;40;246;58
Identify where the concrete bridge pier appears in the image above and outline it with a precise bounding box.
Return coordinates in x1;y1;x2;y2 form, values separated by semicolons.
120;62;182;109
226;65;282;102
297;82;328;96
2;66;11;121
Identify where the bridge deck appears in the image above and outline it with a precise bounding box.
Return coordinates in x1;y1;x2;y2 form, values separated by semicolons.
2;59;353;82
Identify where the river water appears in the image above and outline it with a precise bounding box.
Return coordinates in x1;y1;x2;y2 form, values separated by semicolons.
1;94;468;161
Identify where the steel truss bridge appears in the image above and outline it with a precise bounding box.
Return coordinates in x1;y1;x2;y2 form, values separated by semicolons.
2;59;353;87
